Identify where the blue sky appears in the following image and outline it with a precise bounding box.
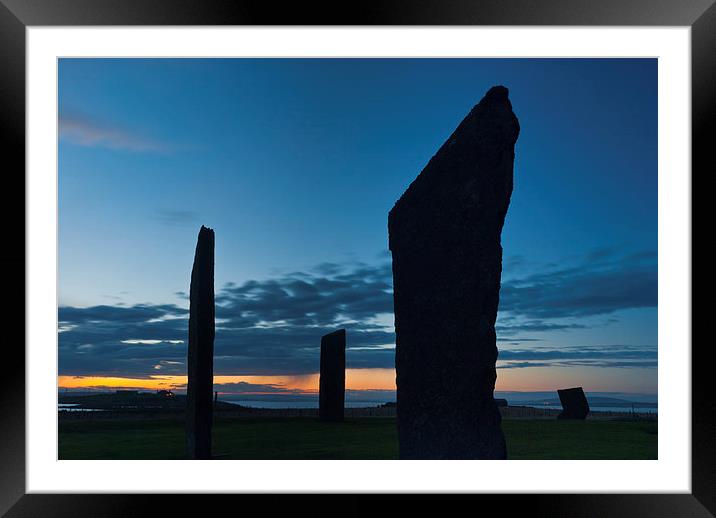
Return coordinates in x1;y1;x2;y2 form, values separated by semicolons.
58;58;657;396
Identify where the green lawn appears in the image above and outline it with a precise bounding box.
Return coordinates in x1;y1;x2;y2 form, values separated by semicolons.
58;417;657;460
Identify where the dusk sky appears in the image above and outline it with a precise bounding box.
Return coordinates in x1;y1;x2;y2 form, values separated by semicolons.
58;58;657;400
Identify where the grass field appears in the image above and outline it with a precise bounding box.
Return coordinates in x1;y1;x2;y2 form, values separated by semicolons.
58;417;657;460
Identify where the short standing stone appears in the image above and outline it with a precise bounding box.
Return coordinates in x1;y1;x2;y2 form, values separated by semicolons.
186;225;215;459
319;329;346;422
557;387;590;419
389;86;520;459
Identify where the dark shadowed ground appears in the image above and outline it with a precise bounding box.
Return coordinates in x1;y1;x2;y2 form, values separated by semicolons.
58;417;657;460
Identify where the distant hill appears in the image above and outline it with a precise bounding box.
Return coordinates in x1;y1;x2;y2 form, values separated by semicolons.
520;396;657;408
59;391;240;411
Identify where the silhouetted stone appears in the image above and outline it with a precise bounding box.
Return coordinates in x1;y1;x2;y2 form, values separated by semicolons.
557;387;590;419
389;86;520;459
319;329;346;422
186;225;215;459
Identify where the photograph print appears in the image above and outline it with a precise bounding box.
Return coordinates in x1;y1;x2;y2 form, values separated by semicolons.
57;58;657;460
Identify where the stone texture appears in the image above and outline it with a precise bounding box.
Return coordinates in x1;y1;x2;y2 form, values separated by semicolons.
319;329;346;422
557;387;590;419
388;86;520;459
186;225;215;459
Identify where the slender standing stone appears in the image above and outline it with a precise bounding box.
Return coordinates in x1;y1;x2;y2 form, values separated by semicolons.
319;329;346;422
388;86;520;459
186;225;215;459
557;387;590;419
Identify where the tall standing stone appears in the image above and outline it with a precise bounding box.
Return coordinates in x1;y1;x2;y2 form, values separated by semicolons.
388;86;520;459
186;225;215;459
319;329;346;422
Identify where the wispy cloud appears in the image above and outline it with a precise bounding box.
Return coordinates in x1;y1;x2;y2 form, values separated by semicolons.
155;209;200;227
497;344;657;369
59;111;168;152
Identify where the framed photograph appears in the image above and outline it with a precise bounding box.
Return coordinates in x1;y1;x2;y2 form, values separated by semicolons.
2;0;710;514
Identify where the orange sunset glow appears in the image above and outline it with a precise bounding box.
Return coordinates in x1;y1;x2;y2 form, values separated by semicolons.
59;368;399;394
59;365;657;394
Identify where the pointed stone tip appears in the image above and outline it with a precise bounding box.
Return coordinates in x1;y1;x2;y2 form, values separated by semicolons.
483;85;509;102
197;225;215;245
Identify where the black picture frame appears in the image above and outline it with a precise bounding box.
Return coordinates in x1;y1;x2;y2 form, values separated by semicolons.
1;0;709;515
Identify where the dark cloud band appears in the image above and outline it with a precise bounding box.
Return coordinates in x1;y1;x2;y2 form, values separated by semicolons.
59;248;656;378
